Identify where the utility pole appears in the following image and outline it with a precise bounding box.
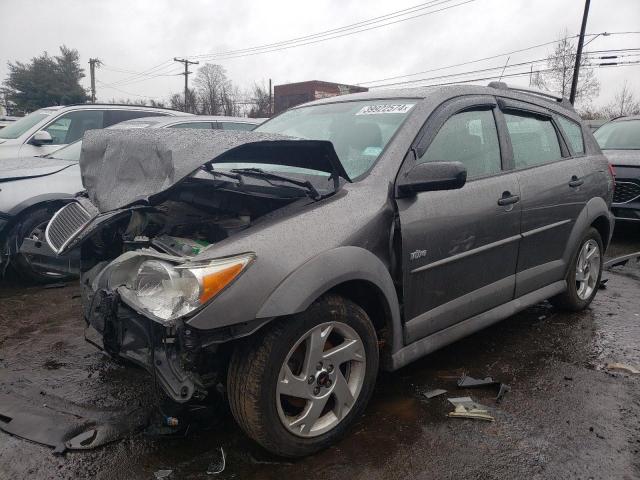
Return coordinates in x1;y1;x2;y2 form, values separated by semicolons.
88;58;101;103
174;57;199;112
268;78;272;116
569;0;590;104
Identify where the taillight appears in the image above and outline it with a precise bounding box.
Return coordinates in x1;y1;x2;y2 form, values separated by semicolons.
608;162;616;178
608;162;616;196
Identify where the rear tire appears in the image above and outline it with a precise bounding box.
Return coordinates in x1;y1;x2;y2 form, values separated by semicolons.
551;227;603;311
227;294;379;457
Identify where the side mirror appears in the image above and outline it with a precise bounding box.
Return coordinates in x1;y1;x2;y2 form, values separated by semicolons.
30;130;53;146
396;161;467;198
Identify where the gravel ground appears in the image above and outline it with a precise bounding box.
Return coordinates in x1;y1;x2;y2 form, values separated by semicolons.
0;225;639;480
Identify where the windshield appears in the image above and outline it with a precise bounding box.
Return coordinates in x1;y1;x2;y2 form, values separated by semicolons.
255;99;416;179
594;120;640;150
46;140;82;161
0;110;52;139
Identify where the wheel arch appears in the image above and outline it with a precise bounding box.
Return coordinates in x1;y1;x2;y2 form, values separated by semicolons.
255;246;403;366
1;195;74;251
561;196;614;272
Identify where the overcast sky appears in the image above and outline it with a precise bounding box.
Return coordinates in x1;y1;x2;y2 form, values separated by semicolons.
1;0;639;109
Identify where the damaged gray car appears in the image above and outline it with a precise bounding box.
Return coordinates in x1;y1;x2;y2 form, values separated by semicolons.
46;83;614;457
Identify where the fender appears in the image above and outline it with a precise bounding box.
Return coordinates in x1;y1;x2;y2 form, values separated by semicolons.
7;193;75;217
256;246;404;355
561;196;614;270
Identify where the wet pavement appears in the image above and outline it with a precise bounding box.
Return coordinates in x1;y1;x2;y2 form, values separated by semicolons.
1;226;639;480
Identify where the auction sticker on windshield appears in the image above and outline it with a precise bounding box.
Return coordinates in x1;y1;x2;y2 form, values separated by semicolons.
355;104;415;115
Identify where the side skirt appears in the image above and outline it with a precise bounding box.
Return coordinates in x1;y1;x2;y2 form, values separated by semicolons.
386;280;566;371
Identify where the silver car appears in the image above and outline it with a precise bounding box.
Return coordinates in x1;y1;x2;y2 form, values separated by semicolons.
0;116;264;282
0;104;191;159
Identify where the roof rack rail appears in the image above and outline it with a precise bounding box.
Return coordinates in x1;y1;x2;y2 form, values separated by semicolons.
488;81;573;109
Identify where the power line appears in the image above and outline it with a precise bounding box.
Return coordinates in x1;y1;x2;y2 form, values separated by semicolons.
186;0;477;61
365;48;638;89
186;0;458;59
371;60;640;90
95;80;164;100
357;31;640;86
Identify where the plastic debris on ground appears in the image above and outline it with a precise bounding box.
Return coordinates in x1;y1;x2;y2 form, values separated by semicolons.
154;469;173;479
446;397;494;422
606;362;640;375
457;374;511;402
206;447;226;475
424;388;447;399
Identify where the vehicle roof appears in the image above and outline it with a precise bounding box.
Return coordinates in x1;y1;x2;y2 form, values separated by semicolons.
35;104;191;115
116;115;264;126
296;83;578;117
609;115;640;122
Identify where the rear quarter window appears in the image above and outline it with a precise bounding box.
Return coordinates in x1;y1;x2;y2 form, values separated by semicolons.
557;116;585;155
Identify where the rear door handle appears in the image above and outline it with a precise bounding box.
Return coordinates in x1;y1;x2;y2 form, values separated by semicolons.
569;176;584;187
497;192;520;206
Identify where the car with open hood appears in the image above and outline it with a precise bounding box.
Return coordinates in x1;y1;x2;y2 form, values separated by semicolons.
593;115;640;223
46;83;614;457
0;116;263;282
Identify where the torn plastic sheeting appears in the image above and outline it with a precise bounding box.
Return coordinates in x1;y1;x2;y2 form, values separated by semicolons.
0;389;149;454
604;252;640;270
207;447;226;475
423;388;447;399
447;397;494;421
457;374;511;402
606;362;640;374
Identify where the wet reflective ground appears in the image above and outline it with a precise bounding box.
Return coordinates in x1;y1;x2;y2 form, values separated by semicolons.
1;226;639;479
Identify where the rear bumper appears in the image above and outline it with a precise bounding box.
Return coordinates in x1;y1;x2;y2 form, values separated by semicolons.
611;202;640;222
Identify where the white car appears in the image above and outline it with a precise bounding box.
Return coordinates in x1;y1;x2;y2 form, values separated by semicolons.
0;104;191;159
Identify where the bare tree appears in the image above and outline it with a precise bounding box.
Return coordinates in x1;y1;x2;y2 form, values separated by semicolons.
194;64;231;115
533;34;599;105
248;82;271;118
603;82;640;117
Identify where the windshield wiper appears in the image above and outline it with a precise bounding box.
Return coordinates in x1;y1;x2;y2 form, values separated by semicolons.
230;167;321;200
200;166;245;184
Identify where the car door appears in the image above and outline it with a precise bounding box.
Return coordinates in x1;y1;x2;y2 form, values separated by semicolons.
21;110;105;157
497;99;588;297
397;96;522;344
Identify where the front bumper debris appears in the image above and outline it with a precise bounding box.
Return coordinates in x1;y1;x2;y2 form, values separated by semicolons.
85;289;204;403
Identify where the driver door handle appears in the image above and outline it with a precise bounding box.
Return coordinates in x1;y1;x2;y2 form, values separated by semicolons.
569;175;584;188
497;192;520;206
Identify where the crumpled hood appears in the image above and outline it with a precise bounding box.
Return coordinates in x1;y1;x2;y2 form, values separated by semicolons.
0;156;76;182
81;129;350;213
602;149;640;168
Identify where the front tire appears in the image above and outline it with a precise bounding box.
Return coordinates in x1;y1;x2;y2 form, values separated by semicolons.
227;294;379;457
551;227;603;311
10;206;76;284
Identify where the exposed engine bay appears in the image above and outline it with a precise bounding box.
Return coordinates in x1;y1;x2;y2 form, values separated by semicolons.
75;180;310;403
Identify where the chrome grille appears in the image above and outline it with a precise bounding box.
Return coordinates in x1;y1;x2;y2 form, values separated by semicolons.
45;202;92;253
613;180;640;204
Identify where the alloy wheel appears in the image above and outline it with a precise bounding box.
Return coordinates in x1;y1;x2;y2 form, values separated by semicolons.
575;238;601;300
275;321;366;438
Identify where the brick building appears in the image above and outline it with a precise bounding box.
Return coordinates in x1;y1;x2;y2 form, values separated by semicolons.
273;80;368;114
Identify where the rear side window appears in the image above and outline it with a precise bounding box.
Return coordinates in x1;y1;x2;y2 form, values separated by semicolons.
168;122;215;129
104;110;168;127
219;122;256;131
557;116;585;154
504;112;562;168
418;109;502;179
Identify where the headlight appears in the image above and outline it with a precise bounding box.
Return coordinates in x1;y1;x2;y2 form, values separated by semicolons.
120;253;255;322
